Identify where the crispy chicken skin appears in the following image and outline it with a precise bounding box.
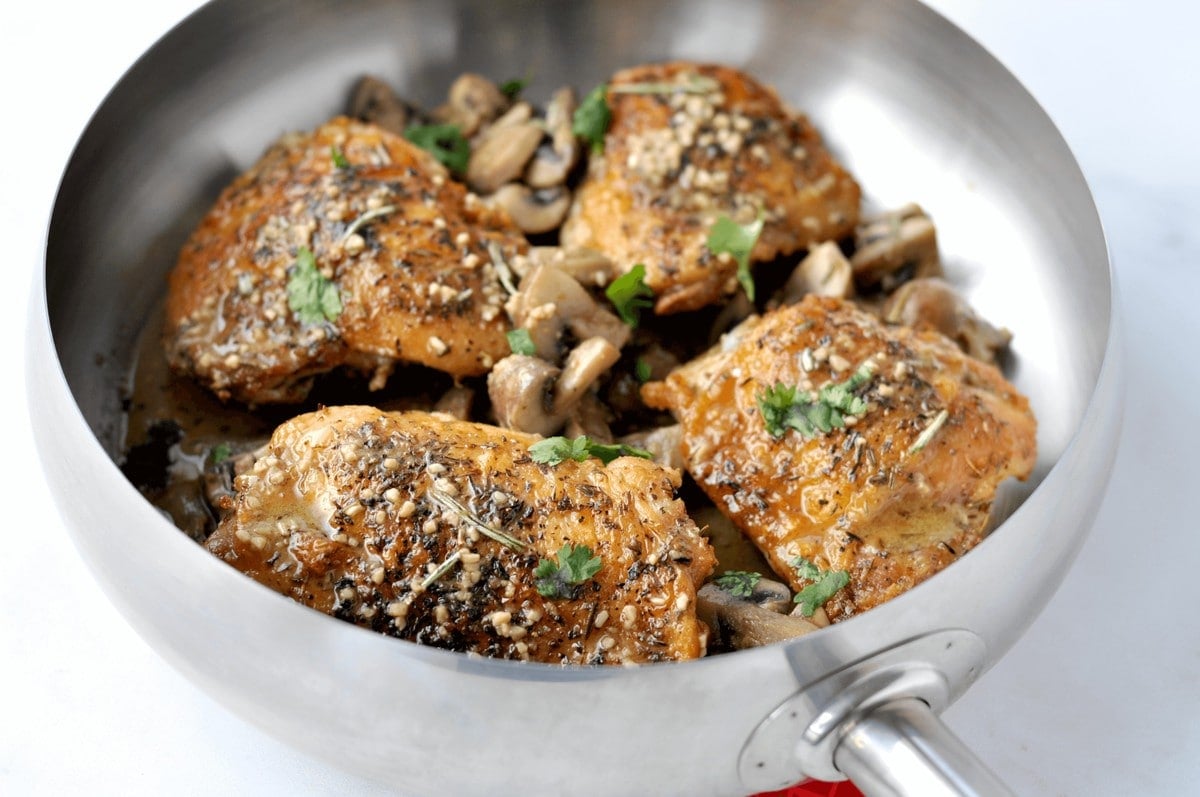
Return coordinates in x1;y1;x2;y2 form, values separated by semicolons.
165;117;524;405
206;406;715;664
643;297;1036;620
561;62;861;314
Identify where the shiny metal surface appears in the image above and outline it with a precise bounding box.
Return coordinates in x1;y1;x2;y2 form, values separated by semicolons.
740;630;986;788
28;1;1120;795
835;698;1013;797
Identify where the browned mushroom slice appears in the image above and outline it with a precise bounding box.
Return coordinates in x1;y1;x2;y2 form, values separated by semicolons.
618;424;684;472
467;122;544;194
487;354;561;435
505;263;630;361
488;184;572;234
432;73;509;137
882;277;1013;364
851;203;941;291
487;337;621;437
776;241;855;305
696;583;820;650
525;87;579;188
348;76;411;135
551;337;621;416
708;291;755;346
433;384;475;421
564;393;614;443
522;247;617;288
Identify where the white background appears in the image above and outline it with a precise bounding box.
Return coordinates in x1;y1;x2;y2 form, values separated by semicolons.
2;1;1198;794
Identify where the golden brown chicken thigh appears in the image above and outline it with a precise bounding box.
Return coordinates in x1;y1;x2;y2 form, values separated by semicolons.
165;117;525;405
643;296;1036;620
206;406;715;664
561;62;860;314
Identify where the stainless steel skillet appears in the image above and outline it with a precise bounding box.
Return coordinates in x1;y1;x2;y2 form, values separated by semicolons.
27;1;1120;794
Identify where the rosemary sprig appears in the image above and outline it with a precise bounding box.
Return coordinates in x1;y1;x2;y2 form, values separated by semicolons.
429;490;527;552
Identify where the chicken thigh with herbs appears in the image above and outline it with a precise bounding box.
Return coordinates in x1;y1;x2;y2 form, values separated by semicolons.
205;406;715;664
165;116;524;405
561;62;861;314
642;296;1036;621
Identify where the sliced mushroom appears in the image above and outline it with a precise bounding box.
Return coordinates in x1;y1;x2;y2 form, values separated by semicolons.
618;424;684;471
432;73;508;137
882;277;1012;363
526;246;616;288
525;87;579;188
433;385;475;421
552;337;622;416
506;264;630;361
776;241;855;305
488;183;572;234
348;76;411;136
697;583;821;651
792;604;832;628
850;203;942;292
484;101;533;131
487;354;562;436
467;123;544;194
565;393;614;443
708;290;755;346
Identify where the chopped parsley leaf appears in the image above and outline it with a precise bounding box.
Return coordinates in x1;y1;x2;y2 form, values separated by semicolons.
790;556;850;617
534;543;602;599
506;328;537;356
605;264;654;328
404;123;470;175
757;363;874;439
573;84;611;154
208;442;232;466
500;76;528;100
529;435;652;466
330;145;350;169
635;357;653;383
706;214;764;301
286;246;342;325
714;570;761;598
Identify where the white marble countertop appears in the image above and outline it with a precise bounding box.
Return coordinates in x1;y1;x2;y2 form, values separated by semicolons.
3;1;1197;794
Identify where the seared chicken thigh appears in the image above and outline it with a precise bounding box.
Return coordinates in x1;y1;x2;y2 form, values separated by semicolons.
561;62;861;314
206;406;715;664
643;297;1036;620
166;117;524;405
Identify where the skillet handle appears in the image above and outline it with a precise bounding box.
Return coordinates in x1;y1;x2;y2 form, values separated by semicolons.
833;698;1014;797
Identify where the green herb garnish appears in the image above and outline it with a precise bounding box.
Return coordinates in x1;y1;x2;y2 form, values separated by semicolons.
535;543;602;599
907;408;949;456
404;123;470;175
330;145;349;169
500;76;528;100
605;264;654;327
790;556;850;617
208;442;232;466
286;246;342;324
573;84;611;154
635;357;653;383
706;214;765;301
609;75;720;95
714;570;762;598
529;435;653;466
506;328;537;356
757;363;874;439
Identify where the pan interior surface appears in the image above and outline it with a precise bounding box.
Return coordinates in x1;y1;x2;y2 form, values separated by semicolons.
36;1;1113;793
